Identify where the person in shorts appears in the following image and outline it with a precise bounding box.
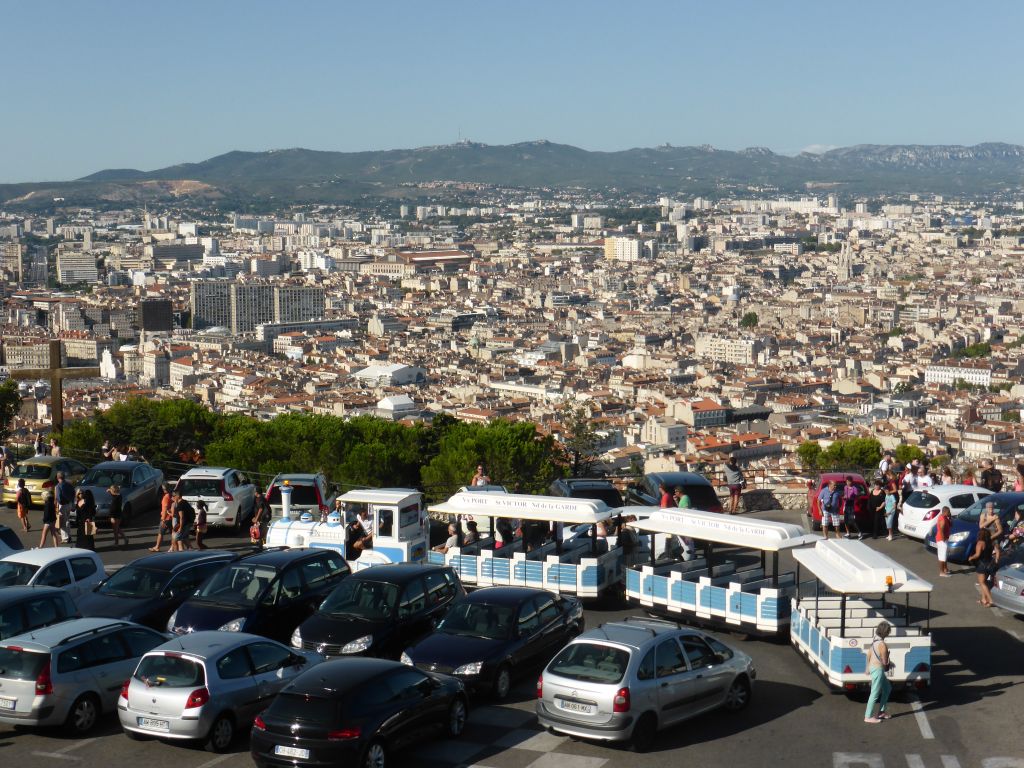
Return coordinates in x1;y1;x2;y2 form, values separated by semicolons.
150;483;174;552
935;506;952;577
818;480;841;539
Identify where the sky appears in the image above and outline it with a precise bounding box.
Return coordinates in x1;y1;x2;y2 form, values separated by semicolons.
3;0;1023;182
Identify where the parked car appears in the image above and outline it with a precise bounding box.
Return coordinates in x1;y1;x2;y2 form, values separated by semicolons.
2;456;88;507
167;547;349;642
626;472;722;512
537;617;755;751
991;545;1024;615
0;524;24;558
72;461;164;525
176;467;256;530
0;548;105;603
924;492;1024;563
250;658;468;768
549;478;624;508
0;618;169;734
78;550;237;631
401;586;583;700
291;563;463;659
0;586;79;640
119;631;323;752
806;472;870;531
266;473;336;519
898;484;993;540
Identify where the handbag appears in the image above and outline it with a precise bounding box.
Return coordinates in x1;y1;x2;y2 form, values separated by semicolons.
84;520;97;536
249;523;261;543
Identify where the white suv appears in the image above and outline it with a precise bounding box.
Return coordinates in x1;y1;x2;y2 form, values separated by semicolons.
176;467;256;530
898;484;992;540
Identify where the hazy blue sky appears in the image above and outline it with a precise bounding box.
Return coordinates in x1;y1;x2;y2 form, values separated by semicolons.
4;0;1022;182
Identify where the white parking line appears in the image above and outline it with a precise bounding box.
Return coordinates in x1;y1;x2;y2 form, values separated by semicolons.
193;754;236;768
907;755;962;768
31;736;99;761
908;695;934;740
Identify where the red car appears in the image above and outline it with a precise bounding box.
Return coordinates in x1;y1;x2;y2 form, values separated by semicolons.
806;472;870;531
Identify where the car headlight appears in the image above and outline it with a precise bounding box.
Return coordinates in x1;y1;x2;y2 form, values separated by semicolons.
290;627;303;649
453;661;484;676
340;635;373;654
166;611;178;632
219;618;244;632
948;532;970;543
400;652;413;666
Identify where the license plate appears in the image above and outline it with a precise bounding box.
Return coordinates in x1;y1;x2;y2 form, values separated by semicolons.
904;525;916;532
998;581;1018;595
557;699;595;714
274;746;310;759
137;717;170;732
0;698;15;711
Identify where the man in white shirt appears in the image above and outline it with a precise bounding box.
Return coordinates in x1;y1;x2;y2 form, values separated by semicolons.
915;467;933;488
878;453;892;476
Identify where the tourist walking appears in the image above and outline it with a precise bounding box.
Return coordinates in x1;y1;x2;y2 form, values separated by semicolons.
39;491;60;548
75;489;96;551
841;476;863;539
818;480;841;540
108;484;128;548
724;457;745;514
55;471;74;544
968;528;999;607
251;488;271;548
14;478;31;532
935;506;952;577
867;479;886;539
884;486;898;540
194;500;209;549
150;483;174;551
864;621;894;724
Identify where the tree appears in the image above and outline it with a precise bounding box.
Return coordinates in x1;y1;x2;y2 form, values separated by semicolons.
740;312;759;329
797;441;822;471
558;400;600;477
894;445;926;466
820;438;881;472
1005;410;1021;423
0;380;20;446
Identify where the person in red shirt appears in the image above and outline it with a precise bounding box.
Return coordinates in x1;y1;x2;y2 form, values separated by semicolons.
149;483;175;552
935;506;952;577
658;481;673;508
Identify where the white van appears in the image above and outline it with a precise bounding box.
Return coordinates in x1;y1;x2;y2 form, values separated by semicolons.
176;467;256;530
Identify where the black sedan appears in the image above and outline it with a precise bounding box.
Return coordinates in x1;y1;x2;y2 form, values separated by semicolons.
77;550;236;630
400;587;584;700
251;658;467;768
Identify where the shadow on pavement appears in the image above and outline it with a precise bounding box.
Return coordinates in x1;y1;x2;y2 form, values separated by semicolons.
917;625;1018;710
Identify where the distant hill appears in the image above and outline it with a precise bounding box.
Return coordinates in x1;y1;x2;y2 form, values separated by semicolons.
3;141;1024;210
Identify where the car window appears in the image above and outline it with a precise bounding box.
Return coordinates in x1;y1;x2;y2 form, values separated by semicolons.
134;654;205;687
70;556;99;582
36;562;72;588
655;638;688;677
246;642;292;674
132;467;146;486
423;570;453;605
0;605;25;638
0;561;39;587
679;636;717;668
517;600;540;635
300;558;331;590
24;597;60;628
906;491;940;508
705;636;734;661
167;564;219;597
60;633;126;672
533;595;560;626
217;649;253;680
397;579;427;618
278;566;304;602
442;569;460;592
636;647;656;681
548;642;629;684
383;668;430;702
948;493;975;510
322;552;349;581
119;627;165;657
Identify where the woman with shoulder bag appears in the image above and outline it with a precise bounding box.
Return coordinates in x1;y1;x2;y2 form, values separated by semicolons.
968;528;999;607
14;478;31;532
864;621;893;723
76;489;97;551
194;500;209;550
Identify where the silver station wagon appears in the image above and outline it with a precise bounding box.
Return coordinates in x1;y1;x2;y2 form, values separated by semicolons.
118;631;323;753
537;617;756;751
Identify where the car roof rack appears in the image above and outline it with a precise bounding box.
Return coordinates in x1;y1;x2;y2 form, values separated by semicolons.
57;621;132;647
607;616;688;634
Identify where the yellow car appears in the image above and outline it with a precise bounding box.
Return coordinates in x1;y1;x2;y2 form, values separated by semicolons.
2;456;89;507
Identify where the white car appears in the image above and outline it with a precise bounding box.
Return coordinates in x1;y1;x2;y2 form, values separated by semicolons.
176;467;256;530
898;484;993;540
0;548;105;603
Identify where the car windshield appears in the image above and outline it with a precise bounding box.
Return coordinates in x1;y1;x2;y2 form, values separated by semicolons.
11;464;51;480
438;601;515;640
906;492;940;509
571;487;623;507
0;561;40;587
548;642;629;684
81;469;132;488
134;654;206;688
959;497;1023;523
268;484;319;506
176;478;222;497
0;647;48;680
320;579;398;620
268;693;338;724
195;564;278;607
99;566;169;599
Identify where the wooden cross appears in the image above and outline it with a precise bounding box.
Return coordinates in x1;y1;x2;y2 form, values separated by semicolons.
9;339;100;433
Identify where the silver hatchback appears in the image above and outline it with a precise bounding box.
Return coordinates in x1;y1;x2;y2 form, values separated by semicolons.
537;618;755;751
118;631;324;752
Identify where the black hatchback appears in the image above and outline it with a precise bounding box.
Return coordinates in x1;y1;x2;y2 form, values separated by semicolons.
291;564;463;659
251;658;467;768
77;550;237;631
401;586;584;700
167;547;350;642
0;586;79;640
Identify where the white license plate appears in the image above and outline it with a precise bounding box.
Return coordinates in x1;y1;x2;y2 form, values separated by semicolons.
0;698;15;711
557;699;595;714
274;746;310;759
137;717;170;732
904;525;916;532
998;581;1018;595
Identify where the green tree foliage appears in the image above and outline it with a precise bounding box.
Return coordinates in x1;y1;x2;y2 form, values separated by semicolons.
797;441;822;470
558;401;600;478
952;342;991;359
0;380;21;445
740;312;759;329
893;445;926;466
799;437;881;473
1005;410;1021;423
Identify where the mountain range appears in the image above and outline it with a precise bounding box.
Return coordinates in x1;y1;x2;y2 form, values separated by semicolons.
3;141;1024;210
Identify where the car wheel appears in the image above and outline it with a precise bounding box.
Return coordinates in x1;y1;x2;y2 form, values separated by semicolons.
362;739;387;768
447;696;467;738
204;713;235;753
724;676;751;712
66;694;100;735
630;712;657;752
492;664;512;700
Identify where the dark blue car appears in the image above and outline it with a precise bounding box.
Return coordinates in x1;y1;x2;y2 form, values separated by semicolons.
924;492;1024;563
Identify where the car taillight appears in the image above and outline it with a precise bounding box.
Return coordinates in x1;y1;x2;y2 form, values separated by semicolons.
185;687;210;709
36;661;53;696
327;727;361;741
220;480;233;502
253;715;266;731
612;687;630;712
536;675;543;699
120;680;130;700
923;509;939;521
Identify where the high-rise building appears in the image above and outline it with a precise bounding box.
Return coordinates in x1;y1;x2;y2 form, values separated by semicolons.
55;249;98;284
139;298;174;333
190;280;232;329
604;236;641;262
230;283;274;334
2;242;24;281
273;285;325;324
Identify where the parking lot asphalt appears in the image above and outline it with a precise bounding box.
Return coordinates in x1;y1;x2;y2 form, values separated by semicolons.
1;504;1022;768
